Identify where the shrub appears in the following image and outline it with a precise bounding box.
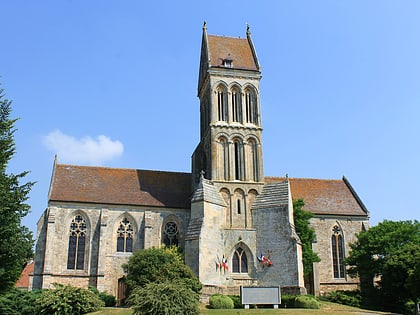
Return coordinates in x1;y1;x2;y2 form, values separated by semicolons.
35;284;104;315
0;288;42;315
227;295;243;308
280;294;296;308
209;294;234;309
294;295;320;309
127;280;199;315
326;290;361;308
88;286;116;307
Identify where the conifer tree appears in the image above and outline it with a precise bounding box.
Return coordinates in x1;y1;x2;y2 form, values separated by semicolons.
0;86;34;292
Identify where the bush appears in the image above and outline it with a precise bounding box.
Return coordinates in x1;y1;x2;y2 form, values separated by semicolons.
294;295;320;309
209;294;234;309
0;288;42;315
280;294;296;308
35;284;104;315
88;286;116;307
326;290;361;308
227;295;242;308
127;281;199;315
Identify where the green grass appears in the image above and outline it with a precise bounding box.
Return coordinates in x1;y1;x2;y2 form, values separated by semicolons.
88;301;395;315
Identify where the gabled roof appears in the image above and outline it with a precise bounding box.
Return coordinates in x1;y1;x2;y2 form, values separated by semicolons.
207;35;258;71
15;260;34;289
265;176;369;217
252;180;289;210
49;164;191;209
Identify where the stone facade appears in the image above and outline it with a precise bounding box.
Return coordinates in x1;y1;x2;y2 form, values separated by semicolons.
31;25;370;299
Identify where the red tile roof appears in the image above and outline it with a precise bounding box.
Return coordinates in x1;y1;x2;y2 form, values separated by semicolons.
15;260;34;289
207;35;258;71
265;177;369;217
49;164;192;209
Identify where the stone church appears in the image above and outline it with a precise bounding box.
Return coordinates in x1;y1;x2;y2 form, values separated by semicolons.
31;24;370;302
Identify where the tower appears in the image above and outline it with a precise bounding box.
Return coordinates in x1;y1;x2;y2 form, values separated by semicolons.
192;23;265;229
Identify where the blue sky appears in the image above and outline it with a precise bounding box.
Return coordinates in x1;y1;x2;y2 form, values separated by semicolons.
2;1;419;235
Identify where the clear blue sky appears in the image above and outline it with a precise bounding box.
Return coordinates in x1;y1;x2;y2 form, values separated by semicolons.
2;1;419;235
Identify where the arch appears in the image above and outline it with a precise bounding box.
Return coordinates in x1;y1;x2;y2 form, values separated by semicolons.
220;188;231;227
215;84;228;122
233;188;245;215
217;136;229;180
162;215;181;247
331;223;345;278
247;189;258;210
230;85;242;123
115;213;137;253
244;86;258;125
232;138;245;180
247;138;259;181
66;212;89;270
231;242;252;274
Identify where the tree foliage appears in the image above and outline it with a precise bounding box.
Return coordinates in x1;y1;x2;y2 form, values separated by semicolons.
293;199;320;276
127;281;200;315
346;220;420;312
123;246;202;294
0;86;34;292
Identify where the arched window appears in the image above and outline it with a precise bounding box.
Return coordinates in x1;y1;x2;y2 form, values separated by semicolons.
218;137;228;180
248;139;259;181
232;247;248;273
67;214;86;270
331;225;345;278
245;89;258;124
217;87;227;122
117;217;134;253
231;87;242;123
234;140;244;180
163;221;179;246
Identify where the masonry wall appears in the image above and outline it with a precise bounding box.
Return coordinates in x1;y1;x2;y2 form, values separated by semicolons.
310;215;369;294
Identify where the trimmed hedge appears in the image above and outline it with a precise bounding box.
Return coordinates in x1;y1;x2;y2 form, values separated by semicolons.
294;295;320;309
209;294;234;309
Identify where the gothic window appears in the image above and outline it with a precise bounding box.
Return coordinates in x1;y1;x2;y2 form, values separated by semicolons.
231;87;242;123
331;225;345;278
117;217;134;253
163;221;179;246
248;139;259;181
245;89;258;124
67;214;86;270
232;247;248;273
218;137;228;180
233;140;244;180
217;87;227;122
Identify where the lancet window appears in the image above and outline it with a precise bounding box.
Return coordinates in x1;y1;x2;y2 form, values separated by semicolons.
232;247;248;273
67;214;86;270
331;225;345;278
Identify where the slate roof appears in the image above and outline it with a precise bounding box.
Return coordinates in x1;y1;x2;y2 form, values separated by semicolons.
265;176;369;217
252;181;289;210
207;35;258;71
49;164;191;209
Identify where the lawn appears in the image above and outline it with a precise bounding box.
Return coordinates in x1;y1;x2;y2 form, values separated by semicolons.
88;301;395;315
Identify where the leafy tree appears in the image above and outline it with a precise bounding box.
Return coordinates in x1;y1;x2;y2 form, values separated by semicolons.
346;220;420;313
293;199;320;277
0;86;34;292
123;247;202;294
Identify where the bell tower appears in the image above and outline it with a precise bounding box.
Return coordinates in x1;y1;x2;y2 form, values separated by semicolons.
192;23;265;228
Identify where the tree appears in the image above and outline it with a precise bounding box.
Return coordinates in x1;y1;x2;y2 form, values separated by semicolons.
293;199;320;277
123;247;202;294
0;86;34;292
346;220;420;313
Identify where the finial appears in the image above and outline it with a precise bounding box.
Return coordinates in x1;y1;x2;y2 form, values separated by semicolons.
285;173;288;179
203;21;207;30
246;23;250;35
200;170;205;180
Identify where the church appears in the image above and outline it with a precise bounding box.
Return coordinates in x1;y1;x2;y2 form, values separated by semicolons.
31;24;370;302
